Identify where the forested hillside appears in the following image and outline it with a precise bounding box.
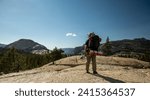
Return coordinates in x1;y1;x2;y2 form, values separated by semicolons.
0;47;65;74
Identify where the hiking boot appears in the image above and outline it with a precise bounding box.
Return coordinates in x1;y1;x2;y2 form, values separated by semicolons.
93;71;98;74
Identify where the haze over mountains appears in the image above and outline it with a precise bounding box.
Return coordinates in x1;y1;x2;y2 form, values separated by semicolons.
0;44;6;48
62;38;150;56
61;48;74;55
0;38;150;56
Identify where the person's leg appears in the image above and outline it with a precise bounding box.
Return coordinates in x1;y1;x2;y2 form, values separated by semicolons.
86;55;91;73
92;55;97;74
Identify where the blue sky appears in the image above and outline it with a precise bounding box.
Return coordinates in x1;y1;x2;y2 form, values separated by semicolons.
0;0;150;49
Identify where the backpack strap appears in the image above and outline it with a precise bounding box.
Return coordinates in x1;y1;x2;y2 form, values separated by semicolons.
88;37;92;48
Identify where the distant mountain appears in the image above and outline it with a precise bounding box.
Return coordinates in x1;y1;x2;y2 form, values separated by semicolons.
72;38;150;54
6;39;48;54
61;48;74;55
0;43;6;48
74;46;84;55
72;38;150;61
62;46;84;55
109;38;150;54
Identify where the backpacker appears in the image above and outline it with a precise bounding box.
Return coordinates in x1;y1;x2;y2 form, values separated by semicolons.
89;35;101;51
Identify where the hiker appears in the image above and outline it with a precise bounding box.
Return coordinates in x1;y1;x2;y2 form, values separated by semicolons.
84;32;101;74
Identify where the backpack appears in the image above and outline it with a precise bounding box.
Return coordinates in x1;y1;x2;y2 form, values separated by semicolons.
89;35;101;51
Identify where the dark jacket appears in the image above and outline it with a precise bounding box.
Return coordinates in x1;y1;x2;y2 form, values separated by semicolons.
85;38;99;51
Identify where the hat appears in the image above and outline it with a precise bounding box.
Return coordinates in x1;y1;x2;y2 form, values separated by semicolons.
88;32;95;37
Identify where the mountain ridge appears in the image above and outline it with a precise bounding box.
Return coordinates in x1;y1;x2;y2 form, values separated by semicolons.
1;37;150;55
110;38;150;53
5;39;48;54
71;38;150;54
61;48;75;55
0;43;6;48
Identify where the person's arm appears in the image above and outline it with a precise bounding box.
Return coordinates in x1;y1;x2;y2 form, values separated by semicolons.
84;44;87;50
84;40;88;50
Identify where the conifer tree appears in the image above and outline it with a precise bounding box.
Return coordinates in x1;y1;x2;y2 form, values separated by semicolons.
102;37;112;56
50;47;64;64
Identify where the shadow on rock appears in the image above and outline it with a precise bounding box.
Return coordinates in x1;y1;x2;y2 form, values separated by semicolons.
89;73;125;83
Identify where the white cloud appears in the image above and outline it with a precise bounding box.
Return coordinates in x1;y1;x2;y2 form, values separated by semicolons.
66;33;77;37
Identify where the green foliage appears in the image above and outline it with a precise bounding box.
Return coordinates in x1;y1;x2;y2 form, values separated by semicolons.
0;47;20;73
117;51;150;62
102;37;112;56
50;47;64;63
0;47;65;74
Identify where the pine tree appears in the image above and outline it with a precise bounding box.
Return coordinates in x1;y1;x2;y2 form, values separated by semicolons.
0;47;20;73
102;37;112;56
50;47;64;64
0;47;66;74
